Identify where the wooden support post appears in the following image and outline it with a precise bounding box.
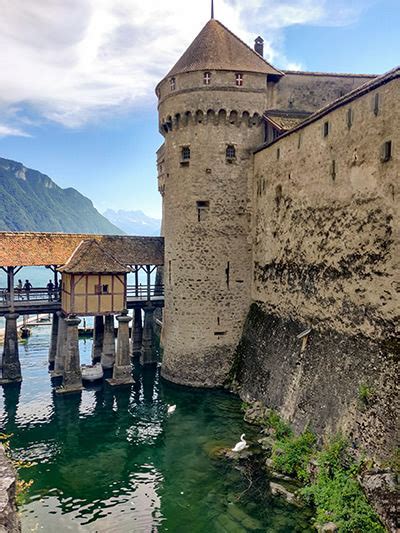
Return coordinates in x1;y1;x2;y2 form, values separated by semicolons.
146;265;151;301
7;267;15;311
134;266;139;297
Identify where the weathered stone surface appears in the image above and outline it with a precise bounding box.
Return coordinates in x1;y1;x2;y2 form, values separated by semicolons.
0;314;21;384
317;522;338;532
107;311;134;386
0;445;20;533
236;305;399;462
57;316;82;394
101;315;115;369
359;469;399;533
91;315;104;363
270;481;298;505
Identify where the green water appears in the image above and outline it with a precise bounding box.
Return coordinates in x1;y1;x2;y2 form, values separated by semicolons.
0;327;313;532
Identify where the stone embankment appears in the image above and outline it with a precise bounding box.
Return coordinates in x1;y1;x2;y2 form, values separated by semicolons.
0;444;20;533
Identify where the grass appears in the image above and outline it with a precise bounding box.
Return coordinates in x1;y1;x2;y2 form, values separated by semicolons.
257;412;385;532
358;383;375;407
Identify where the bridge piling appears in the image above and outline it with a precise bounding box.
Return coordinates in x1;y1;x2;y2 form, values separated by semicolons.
131;308;143;357
52;312;67;377
57;316;82;394
101;315;115;369
141;306;156;364
91;316;104;364
48;313;59;370
0;313;22;384
107;311;134;386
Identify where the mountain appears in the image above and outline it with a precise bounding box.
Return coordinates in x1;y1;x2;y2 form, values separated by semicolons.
0;157;123;234
103;209;161;236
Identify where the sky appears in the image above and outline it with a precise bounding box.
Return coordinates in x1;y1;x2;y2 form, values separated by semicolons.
0;0;399;219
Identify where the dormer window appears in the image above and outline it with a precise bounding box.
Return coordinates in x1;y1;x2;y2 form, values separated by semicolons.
235;73;243;87
204;72;211;85
170;77;176;91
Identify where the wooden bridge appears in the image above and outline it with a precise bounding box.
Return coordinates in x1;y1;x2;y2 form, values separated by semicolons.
0;232;165;390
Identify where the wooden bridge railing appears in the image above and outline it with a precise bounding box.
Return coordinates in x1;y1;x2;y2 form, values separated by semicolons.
0;285;165;307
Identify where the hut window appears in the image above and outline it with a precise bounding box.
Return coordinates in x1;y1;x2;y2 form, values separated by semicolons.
170;77;176;91
181;146;190;162
95;284;109;295
235;73;243;86
204;72;211;85
226;145;236;160
381;141;392;162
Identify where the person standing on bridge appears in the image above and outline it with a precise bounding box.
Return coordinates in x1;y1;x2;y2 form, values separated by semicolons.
47;280;54;301
24;279;32;300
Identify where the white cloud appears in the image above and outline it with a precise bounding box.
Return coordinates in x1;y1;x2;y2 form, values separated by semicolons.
0;0;372;132
0;124;31;138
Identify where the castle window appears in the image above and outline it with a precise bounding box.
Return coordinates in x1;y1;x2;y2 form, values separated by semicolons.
235;73;243;86
181;146;190;163
381;141;392;162
277;147;280;160
196;200;209;222
170;77;176;91
323;121;329;137
204;72;211;85
347;108;353;129
373;93;380;115
226;145;236;160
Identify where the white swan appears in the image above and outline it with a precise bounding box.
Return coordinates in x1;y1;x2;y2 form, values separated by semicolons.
167;404;176;414
232;433;248;452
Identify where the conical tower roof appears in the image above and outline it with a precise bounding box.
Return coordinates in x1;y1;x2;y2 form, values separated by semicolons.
164;19;283;79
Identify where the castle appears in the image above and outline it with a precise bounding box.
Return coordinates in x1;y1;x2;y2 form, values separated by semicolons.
156;16;398;459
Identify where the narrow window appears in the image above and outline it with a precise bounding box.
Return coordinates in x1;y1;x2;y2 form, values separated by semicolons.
168;260;172;285
181;146;190;161
196;200;209;222
373;93;379;116
323;121;329;137
277;147;280;160
347;108;353;129
225;262;230;289
235;73;243;87
170;77;176;91
298;134;301;149
102;284;109;294
381;141;392;162
204;72;211;85
226;145;236;159
331;160;336;181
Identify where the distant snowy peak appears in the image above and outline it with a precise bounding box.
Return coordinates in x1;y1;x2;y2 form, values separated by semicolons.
103;209;161;236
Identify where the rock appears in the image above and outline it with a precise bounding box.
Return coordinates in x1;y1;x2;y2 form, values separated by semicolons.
0;445;20;533
270;481;298;505
265;458;274;468
317;522;338;532
359;468;399;532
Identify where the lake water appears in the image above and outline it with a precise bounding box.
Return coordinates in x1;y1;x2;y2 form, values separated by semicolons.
0;326;313;532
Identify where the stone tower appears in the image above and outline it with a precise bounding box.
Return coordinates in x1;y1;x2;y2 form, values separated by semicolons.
156;19;283;387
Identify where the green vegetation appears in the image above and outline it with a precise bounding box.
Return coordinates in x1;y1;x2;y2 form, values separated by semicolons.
256;411;385;532
358;383;375;407
0;157;123;234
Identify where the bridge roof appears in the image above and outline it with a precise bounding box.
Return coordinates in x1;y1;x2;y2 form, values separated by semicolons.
0;232;164;267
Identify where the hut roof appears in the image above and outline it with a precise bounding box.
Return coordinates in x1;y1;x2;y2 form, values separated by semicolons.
264;110;311;132
59;240;131;274
0;233;164;267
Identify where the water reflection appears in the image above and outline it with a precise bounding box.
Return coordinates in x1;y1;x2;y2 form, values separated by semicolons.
0;327;312;532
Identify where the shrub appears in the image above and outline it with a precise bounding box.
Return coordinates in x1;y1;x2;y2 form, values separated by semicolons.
272;429;317;481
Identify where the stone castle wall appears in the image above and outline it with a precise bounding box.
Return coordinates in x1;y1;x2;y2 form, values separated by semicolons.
236;75;399;460
271;72;375;113
158;70;268;387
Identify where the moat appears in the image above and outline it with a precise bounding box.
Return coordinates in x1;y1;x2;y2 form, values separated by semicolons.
0;325;313;532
